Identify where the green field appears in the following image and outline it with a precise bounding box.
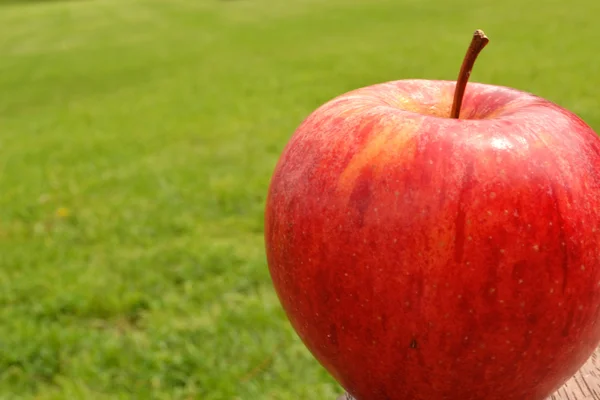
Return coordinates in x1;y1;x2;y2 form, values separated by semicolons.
1;0;600;399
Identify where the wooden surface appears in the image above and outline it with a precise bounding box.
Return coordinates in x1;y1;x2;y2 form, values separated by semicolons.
336;346;600;399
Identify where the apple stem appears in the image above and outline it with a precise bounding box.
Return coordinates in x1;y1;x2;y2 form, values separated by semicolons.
450;29;490;119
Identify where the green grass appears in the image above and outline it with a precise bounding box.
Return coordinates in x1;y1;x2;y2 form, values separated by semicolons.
1;0;599;398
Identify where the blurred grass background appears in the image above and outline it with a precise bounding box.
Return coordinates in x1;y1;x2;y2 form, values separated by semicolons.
0;0;599;399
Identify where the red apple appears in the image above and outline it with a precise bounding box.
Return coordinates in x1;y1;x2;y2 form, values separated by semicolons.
264;31;600;399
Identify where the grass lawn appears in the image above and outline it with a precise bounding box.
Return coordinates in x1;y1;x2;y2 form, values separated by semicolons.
1;0;600;398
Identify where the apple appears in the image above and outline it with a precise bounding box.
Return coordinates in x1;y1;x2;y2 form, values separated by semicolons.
339;346;600;400
264;30;600;399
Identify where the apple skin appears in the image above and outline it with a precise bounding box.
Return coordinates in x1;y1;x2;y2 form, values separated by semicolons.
264;79;600;400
